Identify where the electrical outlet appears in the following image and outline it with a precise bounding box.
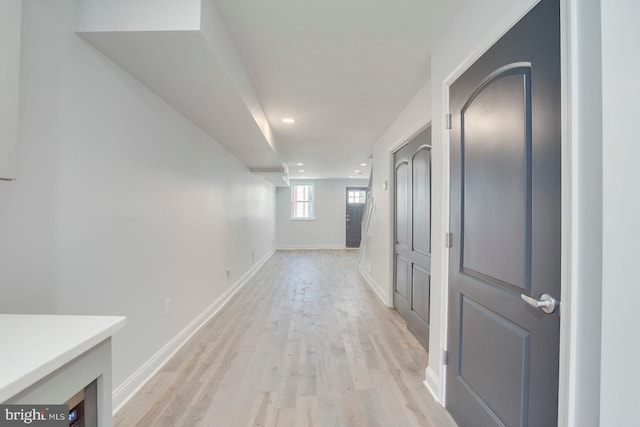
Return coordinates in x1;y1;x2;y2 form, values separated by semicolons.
165;298;171;316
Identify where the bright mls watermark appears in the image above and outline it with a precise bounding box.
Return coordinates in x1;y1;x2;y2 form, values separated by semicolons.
0;405;67;427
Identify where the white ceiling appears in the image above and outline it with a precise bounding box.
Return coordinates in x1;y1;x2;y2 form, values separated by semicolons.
76;0;465;183
212;0;465;180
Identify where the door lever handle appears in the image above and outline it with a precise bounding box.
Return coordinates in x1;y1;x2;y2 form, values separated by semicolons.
520;293;558;314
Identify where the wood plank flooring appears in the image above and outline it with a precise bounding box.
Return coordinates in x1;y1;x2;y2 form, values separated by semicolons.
114;250;458;427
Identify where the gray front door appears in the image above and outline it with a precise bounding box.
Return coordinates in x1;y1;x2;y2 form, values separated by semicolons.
446;0;561;426
393;127;432;350
346;187;367;248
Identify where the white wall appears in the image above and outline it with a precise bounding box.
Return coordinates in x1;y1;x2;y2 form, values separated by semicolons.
75;0;201;32
0;0;21;179
362;82;431;306
0;0;275;399
599;1;640;425
276;179;368;249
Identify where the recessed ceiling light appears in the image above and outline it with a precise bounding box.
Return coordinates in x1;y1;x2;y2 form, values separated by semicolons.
282;118;295;123
298;170;305;173
354;170;361;173
360;163;367;166
349;176;354;178
296;163;304;166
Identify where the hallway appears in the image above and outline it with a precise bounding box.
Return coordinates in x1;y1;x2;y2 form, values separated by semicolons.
114;250;457;426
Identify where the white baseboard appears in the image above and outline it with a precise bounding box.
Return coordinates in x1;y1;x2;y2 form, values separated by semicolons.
358;265;392;307
112;248;276;414
424;366;442;405
276;244;347;250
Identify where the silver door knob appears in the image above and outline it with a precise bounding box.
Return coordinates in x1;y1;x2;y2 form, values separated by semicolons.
520;293;559;314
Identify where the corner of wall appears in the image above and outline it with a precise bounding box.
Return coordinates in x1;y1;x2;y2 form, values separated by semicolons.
358;265;392;307
424;365;442;404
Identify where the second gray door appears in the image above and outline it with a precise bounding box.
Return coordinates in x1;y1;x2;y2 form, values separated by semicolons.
393;127;432;350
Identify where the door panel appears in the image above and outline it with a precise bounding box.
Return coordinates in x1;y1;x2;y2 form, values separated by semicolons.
396;255;410;300
447;0;561;426
393;127;432;350
411;265;430;324
462;69;530;291
413;147;431;255
458;296;530;427
395;163;409;247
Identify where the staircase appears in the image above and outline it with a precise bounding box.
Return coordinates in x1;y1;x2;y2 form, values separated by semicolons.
358;171;374;274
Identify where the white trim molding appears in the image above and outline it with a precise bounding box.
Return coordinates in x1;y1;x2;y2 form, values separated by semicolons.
424;366;441;404
112;248;276;413
358;265;393;307
276;245;349;250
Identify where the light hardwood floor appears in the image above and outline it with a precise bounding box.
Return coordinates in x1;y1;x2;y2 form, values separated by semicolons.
114;250;458;427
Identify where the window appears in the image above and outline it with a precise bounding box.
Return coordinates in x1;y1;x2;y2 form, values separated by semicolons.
347;189;367;204
291;183;315;219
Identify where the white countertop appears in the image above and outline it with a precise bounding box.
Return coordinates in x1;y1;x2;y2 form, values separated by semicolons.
0;314;126;403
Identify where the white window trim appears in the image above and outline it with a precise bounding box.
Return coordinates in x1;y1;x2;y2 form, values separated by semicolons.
290;183;315;220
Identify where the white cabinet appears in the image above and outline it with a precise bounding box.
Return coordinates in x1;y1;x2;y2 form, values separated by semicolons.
0;315;126;427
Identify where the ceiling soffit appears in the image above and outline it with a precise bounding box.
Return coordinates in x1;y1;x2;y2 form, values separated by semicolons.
75;0;286;184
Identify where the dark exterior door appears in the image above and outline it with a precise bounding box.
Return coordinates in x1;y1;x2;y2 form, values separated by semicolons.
446;1;561;426
346;187;367;248
393;127;432;350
